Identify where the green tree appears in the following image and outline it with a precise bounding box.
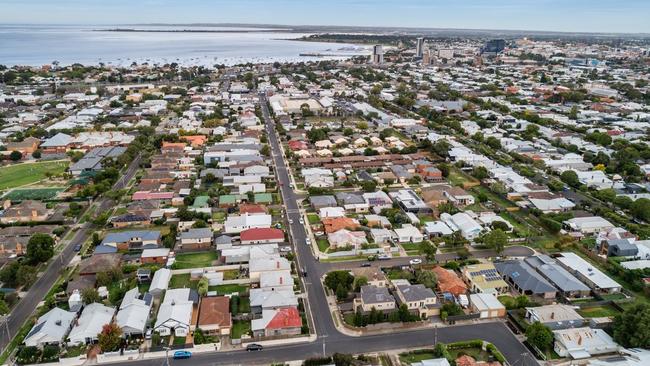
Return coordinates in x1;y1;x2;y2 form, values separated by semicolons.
335;284;349;301
432;140;451;157
398;303;411;322
0;299;9;315
324;271;354;292
197;277;209;296
98;323;123;352
613;303;650;348
483;229;507;254
81;287;101;304
630;198;650;222
560;170;580;188
472;166;489;180
526;322;553;351
360;180;377;192
420;241;437;261
9;150;22;161
416;270;437;288
353;276;368;293
26;234;55;265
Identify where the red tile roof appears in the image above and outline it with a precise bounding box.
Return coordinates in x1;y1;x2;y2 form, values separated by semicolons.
266;307;302;330
240;228;284;242
198;296;232;328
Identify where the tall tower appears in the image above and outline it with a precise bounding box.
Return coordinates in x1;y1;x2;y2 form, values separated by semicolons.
415;37;425;58
372;45;384;64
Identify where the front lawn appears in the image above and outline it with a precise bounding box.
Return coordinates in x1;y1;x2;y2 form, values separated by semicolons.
173;252;219;269
231;320;251;339
307;213;320;224
401;242;421;254
317;238;330;252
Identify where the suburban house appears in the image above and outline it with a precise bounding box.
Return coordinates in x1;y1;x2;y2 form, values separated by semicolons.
553;327;619;359
224;213;272;234
249;256;291;282
240;228;284;244
250;288;298;313
462;263;509;295
525;304;586;330
432;267;468;297
24;307;75;347
441;212;483;240
116;287;152;336
0;200;50;224
556;252;622;294
251;307;302;338
393;224;424;243
524;255;591;298
327;229;368;249
322;217;360;234
351;267;388;288
154;288;199;337
178;228;213;250
140;248;170;265
394;283;440;318
149;268;172;297
469;293;506;319
563;217;615;235
100;230;161;251
494;260;557;300
355;285;396;313
67;303;115;345
197;296;232;336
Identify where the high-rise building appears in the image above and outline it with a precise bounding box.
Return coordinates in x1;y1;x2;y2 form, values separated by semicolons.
482;39;506;55
372;44;384;64
415;37;425;58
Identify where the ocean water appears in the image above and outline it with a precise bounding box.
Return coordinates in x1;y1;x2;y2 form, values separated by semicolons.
0;25;369;67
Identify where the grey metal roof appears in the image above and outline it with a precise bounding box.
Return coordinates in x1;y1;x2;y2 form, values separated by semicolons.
335;192;365;205
397;284;435;302
525;255;590;293
310;195;337;207
180;228;213;240
495;260;557;295
360;285;394;304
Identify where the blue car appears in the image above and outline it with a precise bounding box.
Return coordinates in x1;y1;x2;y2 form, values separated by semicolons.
173;351;192;360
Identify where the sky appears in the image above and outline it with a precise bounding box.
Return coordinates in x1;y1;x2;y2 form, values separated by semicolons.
1;0;649;34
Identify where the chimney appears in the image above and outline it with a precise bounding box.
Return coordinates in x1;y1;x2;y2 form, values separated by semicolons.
276;261;279;269
279;276;283;285
32;210;38;218
578;335;582;345
551;312;555;320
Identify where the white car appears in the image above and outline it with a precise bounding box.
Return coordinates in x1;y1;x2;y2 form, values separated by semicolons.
305;238;311;245
288;219;294;224
280;246;292;253
409;258;423;265
299;218;304;224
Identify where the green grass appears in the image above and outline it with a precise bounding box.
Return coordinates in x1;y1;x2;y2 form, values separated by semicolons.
577;305;621;318
223;269;239;280
209;284;248;295
238;297;251;313
400;352;438;364
401;242;421;253
169;274;196;289
448;347;491;361
307;213;320;225
231;320;251;339
0;161;68;190
173;335;188;345
173;252;219;269
3;187;66;200
213;211;227;222
316;238;330;252
448;167;478;187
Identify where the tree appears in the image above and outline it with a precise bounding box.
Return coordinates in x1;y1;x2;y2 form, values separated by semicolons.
560;170;580;188
472;166;489;180
547;179;564;192
81;287;101;304
526;322;553;351
9;150;22;161
335;284;349;301
98;323;123;352
0;299;9;315
483;229;507;254
360;180;377;192
630;198;650;222
353;276;368;292
398;303;411;322
197;277;209;296
324;271;354;292
486;136;501;149
441;302;463;316
416;270;437;289
16;265;36;288
25;234;55;265
420;241;437;261
613;303;650;348
32;150;42;159
432;140;451;157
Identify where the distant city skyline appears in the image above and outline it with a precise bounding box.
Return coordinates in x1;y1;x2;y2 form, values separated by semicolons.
1;0;650;34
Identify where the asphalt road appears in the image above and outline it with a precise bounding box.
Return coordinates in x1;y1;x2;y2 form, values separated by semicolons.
0;155;141;353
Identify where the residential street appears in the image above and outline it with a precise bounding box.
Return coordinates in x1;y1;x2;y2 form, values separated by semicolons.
0;155;142;353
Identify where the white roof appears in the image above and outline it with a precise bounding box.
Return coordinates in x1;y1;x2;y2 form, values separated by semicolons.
150;268;171;292
554;327;618;358
557;252;621;290
250;288;297;309
141;248;170;258
249;256;291;273
470;293;505;311
25;307;75;347
68;303;115;344
259;270;294;289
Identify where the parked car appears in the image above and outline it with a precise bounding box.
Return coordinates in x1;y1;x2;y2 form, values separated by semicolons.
280;246;292;253
173;351;192;359
409;258;422;265
73;244;82;252
289;219;294;224
246;344;263;351
360;262;371;267
377;254;391;260
305;238;311;245
299;218;305;224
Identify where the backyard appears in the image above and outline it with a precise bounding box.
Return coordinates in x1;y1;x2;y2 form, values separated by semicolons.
577;304;621;318
0;161;69;190
209;284;248;295
231;320;251;339
172;252;219;269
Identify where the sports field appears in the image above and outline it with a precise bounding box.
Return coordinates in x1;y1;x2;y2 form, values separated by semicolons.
0;161;68;190
2;187;66;201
